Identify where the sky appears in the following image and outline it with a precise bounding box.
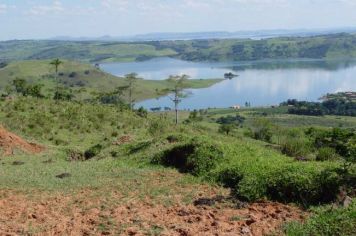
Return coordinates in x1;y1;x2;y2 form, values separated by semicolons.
1;0;356;40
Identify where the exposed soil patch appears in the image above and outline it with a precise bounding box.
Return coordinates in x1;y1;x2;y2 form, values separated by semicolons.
113;135;133;145
0;190;306;236
0;125;44;156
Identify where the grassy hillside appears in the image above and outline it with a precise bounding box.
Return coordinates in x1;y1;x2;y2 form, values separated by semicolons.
154;33;356;62
0;97;355;234
0;40;177;62
0;60;223;101
1;33;356;63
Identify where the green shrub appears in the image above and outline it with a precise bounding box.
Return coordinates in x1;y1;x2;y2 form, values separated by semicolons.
316;147;339;161
215;167;243;190
148;118;168;138
281;136;312;158
136;106;148;118
218;124;236;135
266;167;342;205
252;118;273;142
154;136;224;176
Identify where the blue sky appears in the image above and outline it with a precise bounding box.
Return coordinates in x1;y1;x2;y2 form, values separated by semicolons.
1;0;356;40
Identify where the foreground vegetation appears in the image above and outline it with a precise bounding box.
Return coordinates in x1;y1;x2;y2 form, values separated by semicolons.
2;33;356;63
0;95;355;234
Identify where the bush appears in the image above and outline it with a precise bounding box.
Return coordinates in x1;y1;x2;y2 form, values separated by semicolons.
68;72;78;78
215;167;243;195
136;106;148;118
154;136;224;176
266;167;342;205
252;118;273;142
218;124;236;135
84;144;103;160
148;118;168;137
316;147;339;161
281;136;312;158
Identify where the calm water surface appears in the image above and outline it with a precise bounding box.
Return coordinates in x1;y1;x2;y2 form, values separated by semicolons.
101;58;356;109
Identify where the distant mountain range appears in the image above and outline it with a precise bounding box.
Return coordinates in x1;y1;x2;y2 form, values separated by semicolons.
50;27;356;42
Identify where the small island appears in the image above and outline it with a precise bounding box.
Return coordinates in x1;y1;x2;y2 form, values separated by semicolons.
224;72;238;79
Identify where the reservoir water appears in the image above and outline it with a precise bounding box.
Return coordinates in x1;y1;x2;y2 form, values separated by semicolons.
101;57;356;109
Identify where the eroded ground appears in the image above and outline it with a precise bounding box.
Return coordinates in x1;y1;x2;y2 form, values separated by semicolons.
0;185;305;236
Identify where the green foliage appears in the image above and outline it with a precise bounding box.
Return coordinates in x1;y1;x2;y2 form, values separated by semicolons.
148;118;169;138
53;87;74;101
3;34;356;63
266;167;342;205
283;98;356;117
155;136;224;176
136;106;148;118
185;110;203;123
10;79;44;98
285;200;356;236
216;114;245;125
347;137;356;163
12;78;27;94
252;118;273;142
218;124;236;135
280;129;312;158
316;147;339;161
314;128;355;157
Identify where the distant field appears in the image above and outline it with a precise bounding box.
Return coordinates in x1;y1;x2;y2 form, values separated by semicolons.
205;107;356;128
1;33;356;63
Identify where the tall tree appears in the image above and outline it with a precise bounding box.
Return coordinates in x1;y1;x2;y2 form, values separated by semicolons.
124;73;140;110
50;59;63;100
159;75;190;125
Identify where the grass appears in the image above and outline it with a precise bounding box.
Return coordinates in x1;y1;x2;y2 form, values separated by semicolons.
0;97;355;234
201;107;356;129
285;201;356;236
0;60;223;101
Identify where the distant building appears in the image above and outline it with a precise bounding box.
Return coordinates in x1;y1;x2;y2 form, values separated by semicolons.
231;105;241;110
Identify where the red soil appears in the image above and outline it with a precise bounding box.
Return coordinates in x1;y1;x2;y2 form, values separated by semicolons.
0;190;305;236
0;125;44;156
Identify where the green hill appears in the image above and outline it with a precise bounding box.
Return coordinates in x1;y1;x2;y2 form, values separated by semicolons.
0;60;223;101
2;33;356;63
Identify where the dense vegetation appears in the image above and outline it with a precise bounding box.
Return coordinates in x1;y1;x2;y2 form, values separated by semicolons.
282;97;356;116
2;33;356;63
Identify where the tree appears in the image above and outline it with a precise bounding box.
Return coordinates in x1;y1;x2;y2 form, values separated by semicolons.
50;59;63;100
158;75;190;125
219;124;236;135
124;73;141;110
96;86;126;106
12;78;27;95
11;79;43;98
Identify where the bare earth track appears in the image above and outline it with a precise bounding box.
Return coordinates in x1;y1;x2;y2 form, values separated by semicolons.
0;189;305;236
0;125;44;156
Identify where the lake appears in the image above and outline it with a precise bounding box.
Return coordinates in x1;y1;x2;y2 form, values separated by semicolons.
101;57;356;110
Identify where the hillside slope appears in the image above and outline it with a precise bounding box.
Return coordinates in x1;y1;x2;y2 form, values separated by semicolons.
1;33;356;63
0;60;223;101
